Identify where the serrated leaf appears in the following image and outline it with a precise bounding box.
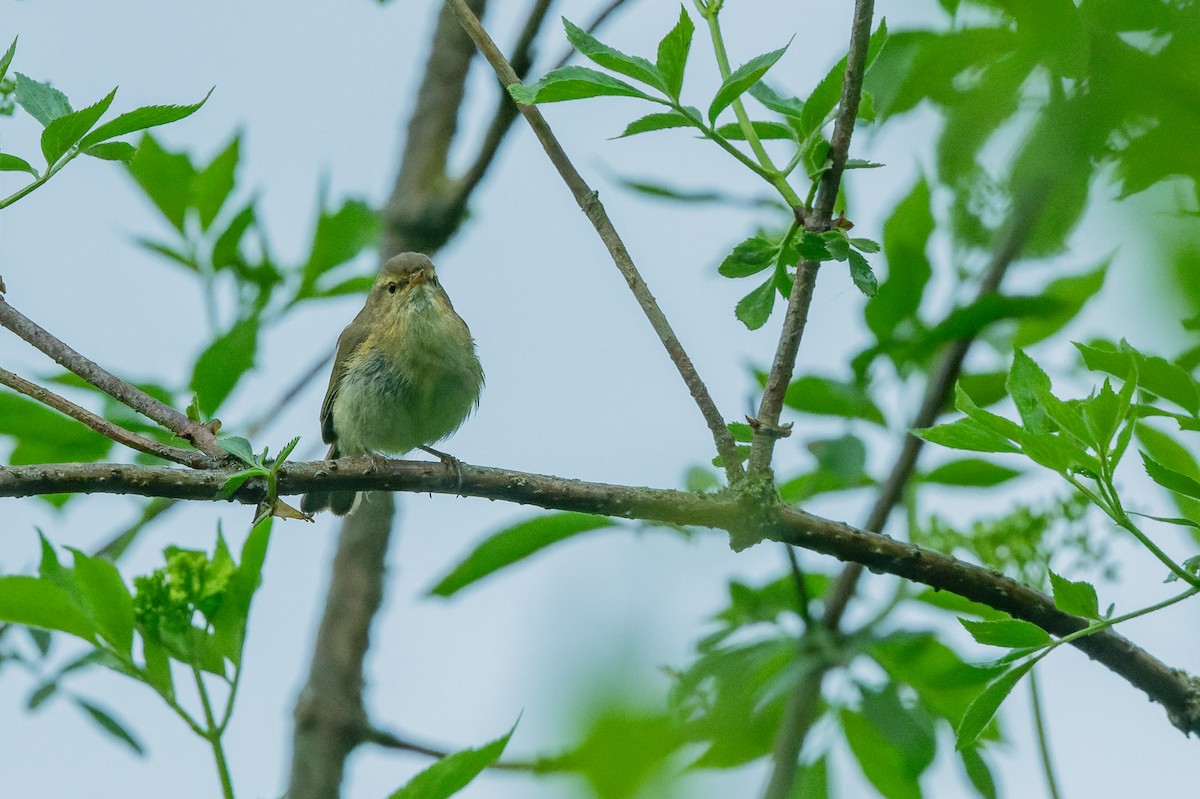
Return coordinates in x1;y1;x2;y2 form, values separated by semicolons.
913;418;1020;454
0;37;16;84
615;111;695;138
718;236;778;278
1142;452;1200;501
387;722;517;799
656;6;694;99
0;577;96;641
798;21;888;139
708;42;791;124
300;198;380;294
848;250;878;297
959;618;1051;648
1007;350;1056;434
956;659;1036;749
78;88;211;148
192;135;239;229
14;73;72;126
748;81;805;118
563;17;666;92
845;158;885;169
735;275;777;330
190;317;258;416
0;153;38;176
126;134;195;231
217;470;257;500
218;436;257;466
509;66;652;105
850;237;880;253
429;513;614;596
69;549;135;656
1048;571;1100;619
83;141;137;162
41;87;116;164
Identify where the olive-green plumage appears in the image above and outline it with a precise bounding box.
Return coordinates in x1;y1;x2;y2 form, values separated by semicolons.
300;253;484;515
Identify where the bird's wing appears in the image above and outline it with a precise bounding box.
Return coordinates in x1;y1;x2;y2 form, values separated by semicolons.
318;308;372;446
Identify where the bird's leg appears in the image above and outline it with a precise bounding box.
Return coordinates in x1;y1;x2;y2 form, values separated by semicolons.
419;445;464;491
365;450;390;471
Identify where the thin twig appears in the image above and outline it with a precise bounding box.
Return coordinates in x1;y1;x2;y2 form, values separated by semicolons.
365;727;538;771
0;296;225;460
0;367;209;467
1030;669;1064;799
747;0;877;479
446;0;746;482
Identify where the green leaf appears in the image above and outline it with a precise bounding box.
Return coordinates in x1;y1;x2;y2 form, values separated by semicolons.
1012;262;1108;346
83;141;137;162
956;659;1036;750
0;392;113;467
656;5;695;99
959;618;1051;648
141;637;174;698
798;21;888;139
0;577;96;641
386;722;516;799
0;153;38;176
509;66;652;105
126;134;196;231
781;374;885;425
913;418;1020;454
922;458;1022;487
300;198;380;295
212;202;257;271
615;111;695;138
850;237;881;253
218;435;257;466
0;37;16;84
1077;341;1200;417
190;317;258;416
845;158;885;169
563;17;666;92
41;87;117;165
1136;423;1200;524
429;513;614;597
14;73;72;126
718;236;779;278
75;699;145;756
1142;452;1200;501
78;88;212;148
1007;350;1056;434
840;708;923;799
137;237;198;271
960;747;998;799
1048;571;1100;619
70;550;135;656
735;276;777;330
748;81;805;119
715;120;796;140
192;135;239;229
212;518;271;665
848;250;878;297
866;178;933;342
708;42;791;124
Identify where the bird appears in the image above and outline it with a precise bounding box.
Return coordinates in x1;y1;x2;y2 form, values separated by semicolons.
300;252;484;515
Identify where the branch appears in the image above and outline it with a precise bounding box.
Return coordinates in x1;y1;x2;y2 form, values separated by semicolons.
0;367;209;468
364;726;538;771
445;0;746;483
0;295;224;461
4;456;1199;737
747;0;877;478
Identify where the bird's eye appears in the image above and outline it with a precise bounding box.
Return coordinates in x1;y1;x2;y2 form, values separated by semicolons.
387;282;397;295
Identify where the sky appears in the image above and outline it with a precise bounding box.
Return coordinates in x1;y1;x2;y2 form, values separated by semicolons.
2;1;1199;798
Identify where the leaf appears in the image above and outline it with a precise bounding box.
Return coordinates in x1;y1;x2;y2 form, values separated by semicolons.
0;577;96;641
386;722;516;799
656;5;695;99
509;66;652;105
718;236;779;278
74;699;145;756
77;88;212;148
429;513;614;597
714;120;796;141
840;708;923;799
781;374;886;425
913;418;1020;454
14;73;72;126
1077;341;1200;417
126;134;196;231
0;153;38;176
798;21;889;139
1142;452;1200;501
956;659;1036;750
866;178;933;341
708;42;791;124
748;81;805;119
1013;262;1108;346
191;135;239;229
845;158;885;169
83;141;137;162
190;317;259;416
217;436;257;466
41;87;117;165
959;618;1051;648
300;198;380;295
1136;422;1200;524
960;747;998;799
735;275;777;330
1007;350;1056;434
0;37;16;83
922;458;1022;487
211;518;271;665
615;111;695;138
70;550;135;656
0;393;113;467
563;17;665;92
1048;571;1100;619
848;250;878;297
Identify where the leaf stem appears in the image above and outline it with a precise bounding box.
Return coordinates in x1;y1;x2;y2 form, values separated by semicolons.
193;665;236;799
1029;670;1063;799
0;152;74;209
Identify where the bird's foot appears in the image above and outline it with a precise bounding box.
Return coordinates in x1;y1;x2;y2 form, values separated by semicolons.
419;445;464;491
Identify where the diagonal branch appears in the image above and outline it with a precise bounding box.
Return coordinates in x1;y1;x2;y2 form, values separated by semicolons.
747;0;877;478
0;295;225;461
445;0;746;483
4;455;1200;739
0;367;209;467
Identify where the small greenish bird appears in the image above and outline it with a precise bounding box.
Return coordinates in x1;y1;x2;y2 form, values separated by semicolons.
300;252;484;515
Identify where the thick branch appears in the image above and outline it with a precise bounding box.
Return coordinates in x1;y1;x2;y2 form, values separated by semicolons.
0;367;208;468
748;0;877;478
445;0;746;483
3;456;1199;737
0;295;224;460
